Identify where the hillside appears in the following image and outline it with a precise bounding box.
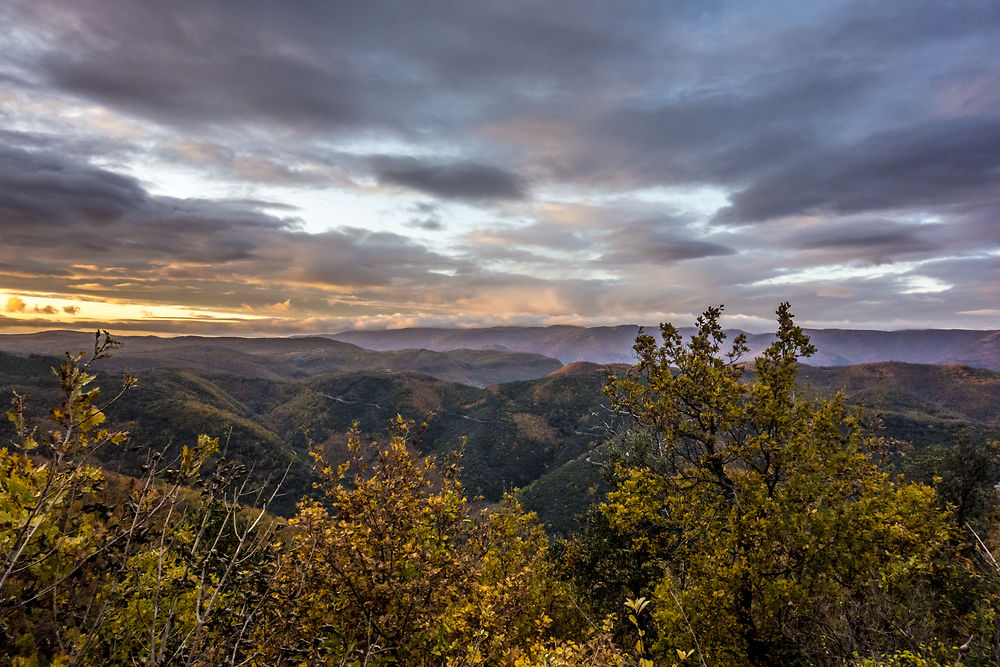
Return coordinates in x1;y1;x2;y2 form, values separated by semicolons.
798;361;1000;443
0;350;612;515
521;360;1000;532
328;325;645;364
4;344;998;530
329;325;1000;370
0;331;563;387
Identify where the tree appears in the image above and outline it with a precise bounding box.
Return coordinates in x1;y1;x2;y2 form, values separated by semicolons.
1;333;283;665
598;304;970;665
255;417;573;665
904;436;1000;529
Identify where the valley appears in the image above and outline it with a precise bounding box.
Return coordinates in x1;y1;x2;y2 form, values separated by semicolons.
3;329;998;531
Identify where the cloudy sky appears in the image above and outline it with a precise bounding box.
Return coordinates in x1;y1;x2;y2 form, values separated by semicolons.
1;0;998;335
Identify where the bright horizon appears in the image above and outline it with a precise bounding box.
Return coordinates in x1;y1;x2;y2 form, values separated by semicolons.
2;1;999;336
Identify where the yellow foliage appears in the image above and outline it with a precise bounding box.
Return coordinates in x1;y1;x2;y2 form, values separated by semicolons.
256;418;568;665
600;305;969;665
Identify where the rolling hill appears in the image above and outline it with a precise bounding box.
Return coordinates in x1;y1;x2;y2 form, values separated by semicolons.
0;331;563;387
0;349;614;516
329;325;1000;370
3;334;998;530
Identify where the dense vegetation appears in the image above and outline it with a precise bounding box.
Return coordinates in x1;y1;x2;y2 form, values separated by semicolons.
3;306;1000;665
0;352;616;520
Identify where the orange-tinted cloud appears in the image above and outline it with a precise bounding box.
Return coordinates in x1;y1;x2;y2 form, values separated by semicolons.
242;298;293;314
5;296;26;312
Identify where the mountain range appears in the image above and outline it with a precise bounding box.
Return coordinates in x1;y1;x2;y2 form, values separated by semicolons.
329;325;1000;371
0;331;562;387
5;327;1000;389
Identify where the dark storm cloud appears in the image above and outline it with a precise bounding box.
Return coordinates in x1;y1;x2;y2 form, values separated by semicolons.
10;0;633;137
22;2;394;134
9;0;1000;207
372;157;526;201
0;145;148;227
574;71;871;189
782;219;941;262
951;198;1000;246
46;52;369;130
717;115;1000;225
0;144;299;272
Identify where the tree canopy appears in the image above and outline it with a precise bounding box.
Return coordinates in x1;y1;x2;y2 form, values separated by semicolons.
574;304;996;665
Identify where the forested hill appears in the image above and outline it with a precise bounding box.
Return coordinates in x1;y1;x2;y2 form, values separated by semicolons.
0;349;616;516
330;325;1000;370
0;331;562;387
3;344;998;526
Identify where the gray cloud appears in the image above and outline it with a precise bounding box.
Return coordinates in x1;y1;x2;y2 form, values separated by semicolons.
372;157;526;201
463;221;591;254
573;71;871;189
407;217;444;231
716;116;1000;225
782;219;941;262
9;0;634;139
158;142;341;187
0;145;148;227
47;53;367;130
404;201;445;231
600;221;735;265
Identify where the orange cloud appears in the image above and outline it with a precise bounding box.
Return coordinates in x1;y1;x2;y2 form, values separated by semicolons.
5;296;26;312
242;298;293;314
63;305;81;314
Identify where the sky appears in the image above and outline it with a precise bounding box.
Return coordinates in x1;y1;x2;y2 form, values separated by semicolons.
1;0;999;335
